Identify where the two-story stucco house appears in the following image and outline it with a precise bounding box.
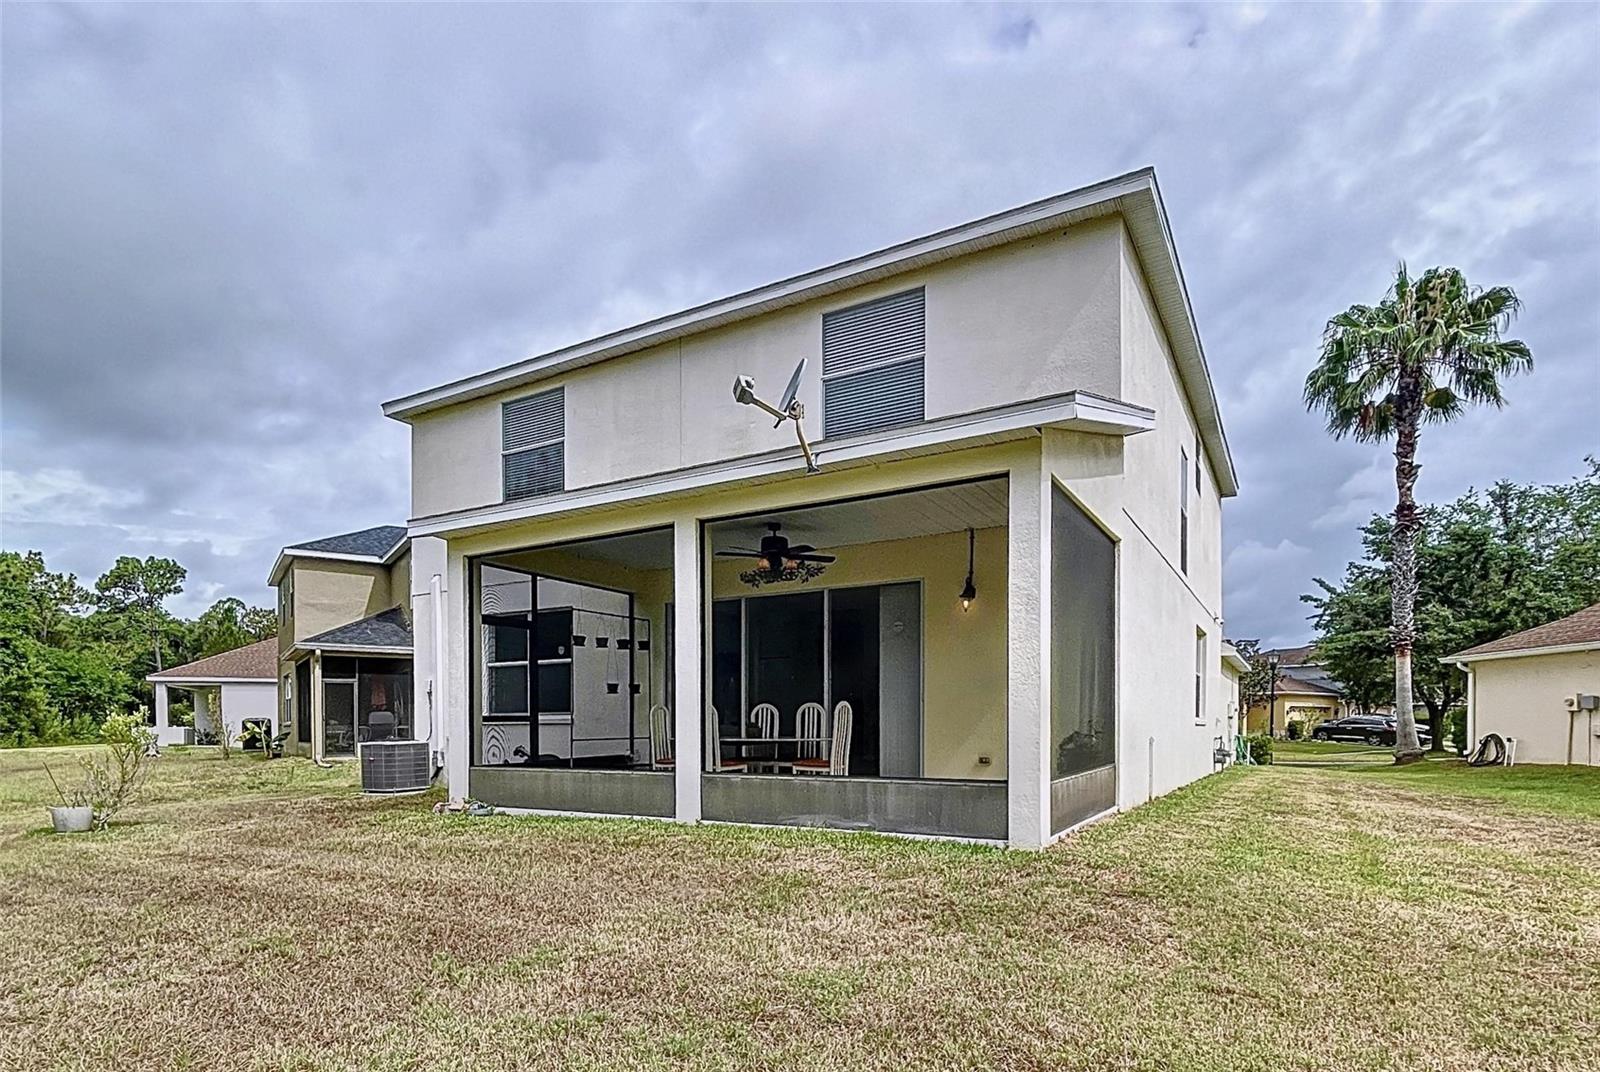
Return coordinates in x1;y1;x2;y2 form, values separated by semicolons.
267;526;415;761
383;168;1237;849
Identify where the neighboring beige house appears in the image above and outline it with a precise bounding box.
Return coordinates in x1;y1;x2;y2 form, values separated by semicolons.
268;527;414;761
1448;603;1600;766
1221;641;1250;746
384;167;1238;849
149;639;279;747
1241;643;1350;737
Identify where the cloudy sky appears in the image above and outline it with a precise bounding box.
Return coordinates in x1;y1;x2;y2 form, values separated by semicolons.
3;3;1597;644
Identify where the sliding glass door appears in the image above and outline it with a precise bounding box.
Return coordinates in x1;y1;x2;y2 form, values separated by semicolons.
710;583;922;777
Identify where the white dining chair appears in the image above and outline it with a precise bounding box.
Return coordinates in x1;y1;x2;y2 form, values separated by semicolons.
794;701;851;776
648;704;673;770
704;706;746;773
789;702;828;772
747;703;779;772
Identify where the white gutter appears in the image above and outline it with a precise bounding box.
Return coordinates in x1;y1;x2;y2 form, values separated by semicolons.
1445;640;1600;665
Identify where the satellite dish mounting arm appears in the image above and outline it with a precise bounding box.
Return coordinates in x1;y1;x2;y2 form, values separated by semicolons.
731;366;821;474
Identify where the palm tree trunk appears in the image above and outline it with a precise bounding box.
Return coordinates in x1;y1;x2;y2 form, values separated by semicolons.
1390;388;1426;765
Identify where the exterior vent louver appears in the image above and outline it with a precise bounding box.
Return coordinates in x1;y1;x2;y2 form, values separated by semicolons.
502;388;565;500
822;288;925;439
359;740;432;793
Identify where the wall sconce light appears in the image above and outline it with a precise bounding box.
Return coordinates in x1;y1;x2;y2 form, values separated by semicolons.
959;527;978;611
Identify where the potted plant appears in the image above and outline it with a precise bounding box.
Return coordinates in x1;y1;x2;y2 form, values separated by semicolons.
42;764;94;834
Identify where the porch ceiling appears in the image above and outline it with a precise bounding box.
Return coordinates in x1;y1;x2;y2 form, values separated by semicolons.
708;477;1007;553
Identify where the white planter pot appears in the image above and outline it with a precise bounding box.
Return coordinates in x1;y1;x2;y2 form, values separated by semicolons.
49;805;94;833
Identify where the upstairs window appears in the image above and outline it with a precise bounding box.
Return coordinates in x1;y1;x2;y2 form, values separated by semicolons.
821;287;925;439
278;572;293;629
1179;446;1190;574
502;387;565;500
1194;629;1207;723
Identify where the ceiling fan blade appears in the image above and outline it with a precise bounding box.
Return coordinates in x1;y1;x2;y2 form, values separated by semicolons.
714;548;763;558
790;553;836;563
786;544;816;554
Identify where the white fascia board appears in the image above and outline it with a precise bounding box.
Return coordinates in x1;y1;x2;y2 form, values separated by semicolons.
1444;641;1600;665
292;644;415;657
407;390;1154;539
145;676;276;685
267;547;388;586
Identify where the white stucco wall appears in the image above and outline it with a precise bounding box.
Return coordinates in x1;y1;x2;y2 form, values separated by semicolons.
1468;650;1600;765
408;217;1126;521
219;682;278;736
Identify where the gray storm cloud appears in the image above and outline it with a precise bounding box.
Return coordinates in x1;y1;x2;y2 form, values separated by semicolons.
3;2;1596;640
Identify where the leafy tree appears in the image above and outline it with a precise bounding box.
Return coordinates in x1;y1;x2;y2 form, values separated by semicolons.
1304;264;1532;763
190;597;276;657
0;551;89;645
1306;464;1599;750
94;556;186;672
1227;639;1278;714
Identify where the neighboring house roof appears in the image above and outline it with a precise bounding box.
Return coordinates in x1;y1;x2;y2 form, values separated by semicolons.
147;638;278;684
381;167;1238;497
299;607;414;654
268;524;408;585
1448;603;1600;663
1271;671;1341;698
287;526;409;558
1260;643;1319;667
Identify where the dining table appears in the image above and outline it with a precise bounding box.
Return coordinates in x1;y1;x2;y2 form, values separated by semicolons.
720;735;832;771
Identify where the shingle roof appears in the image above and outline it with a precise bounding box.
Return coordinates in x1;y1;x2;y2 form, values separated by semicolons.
302;607;413;651
1274;670;1340;697
149;638;278;682
286;525;407;559
1449;603;1600;661
1261;644;1319;666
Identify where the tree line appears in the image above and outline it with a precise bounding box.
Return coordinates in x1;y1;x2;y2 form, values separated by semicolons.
0;552;274;747
1302;461;1600;749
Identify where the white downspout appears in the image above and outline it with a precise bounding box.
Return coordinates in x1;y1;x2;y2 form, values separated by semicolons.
430;572;446;774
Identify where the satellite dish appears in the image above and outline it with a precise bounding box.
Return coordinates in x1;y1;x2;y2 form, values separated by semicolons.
776;358;806;423
729;358;821;474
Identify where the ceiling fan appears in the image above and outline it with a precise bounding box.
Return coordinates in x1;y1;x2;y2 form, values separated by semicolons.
716;522;836;585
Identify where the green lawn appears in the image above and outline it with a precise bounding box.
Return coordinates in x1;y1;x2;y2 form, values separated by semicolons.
2;748;1597;1071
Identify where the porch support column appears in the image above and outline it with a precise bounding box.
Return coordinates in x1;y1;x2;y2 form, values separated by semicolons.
311;650;325;763
671;516;704;823
154;683;171;744
1006;452;1052;849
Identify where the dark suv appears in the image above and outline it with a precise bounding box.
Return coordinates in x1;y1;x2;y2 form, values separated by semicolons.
1311;716;1432;747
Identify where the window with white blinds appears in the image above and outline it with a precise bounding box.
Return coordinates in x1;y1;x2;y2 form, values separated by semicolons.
821;288;925;439
502;387;565;500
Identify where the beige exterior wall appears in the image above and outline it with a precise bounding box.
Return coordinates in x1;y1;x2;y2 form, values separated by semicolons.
1243;694;1343;737
408;217;1126;521
1469;650;1600;765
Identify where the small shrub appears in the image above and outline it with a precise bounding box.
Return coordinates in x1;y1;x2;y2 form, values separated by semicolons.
1285;721;1304;741
1446;708;1468;755
1243;733;1274;765
79;712;156;829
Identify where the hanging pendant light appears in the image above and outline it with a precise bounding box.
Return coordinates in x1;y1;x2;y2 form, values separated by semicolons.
960;527;978;611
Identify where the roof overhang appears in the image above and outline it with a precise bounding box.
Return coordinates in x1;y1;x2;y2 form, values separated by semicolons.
1446;641;1600;666
291;644;415;658
1220;645;1251;674
407;389;1153;539
381;167;1237;497
146;676;275;686
267;537;409;587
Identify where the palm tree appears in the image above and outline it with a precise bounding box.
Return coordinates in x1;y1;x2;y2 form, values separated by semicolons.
1305;265;1531;764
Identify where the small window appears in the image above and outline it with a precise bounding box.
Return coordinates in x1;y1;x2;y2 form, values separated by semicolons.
1179;447;1190;575
821;288;925;438
502;388;565;500
278;573;293;629
1194;629;1207;724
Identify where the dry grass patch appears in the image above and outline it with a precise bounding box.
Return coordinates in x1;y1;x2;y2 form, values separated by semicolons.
1;748;1596;1071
